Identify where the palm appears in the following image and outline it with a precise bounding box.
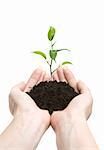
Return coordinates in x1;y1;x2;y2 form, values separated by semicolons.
24;68;51;123
9;68;50;126
51;67;93;129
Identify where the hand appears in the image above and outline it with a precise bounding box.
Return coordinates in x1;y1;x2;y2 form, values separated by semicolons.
9;68;50;120
8;68;51;149
51;67;93;130
50;67;96;150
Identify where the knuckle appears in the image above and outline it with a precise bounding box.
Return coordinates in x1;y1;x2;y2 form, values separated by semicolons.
9;86;18;99
9;87;15;98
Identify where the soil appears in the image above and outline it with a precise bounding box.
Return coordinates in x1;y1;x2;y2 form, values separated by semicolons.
26;81;79;115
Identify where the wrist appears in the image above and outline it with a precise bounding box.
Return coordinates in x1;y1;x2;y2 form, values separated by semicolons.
67;110;86;124
56;112;98;150
14;112;37;127
54;110;86;134
54;112;87;150
12;111;49;149
0;113;40;150
14;110;50;129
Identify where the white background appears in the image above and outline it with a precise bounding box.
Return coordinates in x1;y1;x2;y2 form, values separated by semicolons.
0;0;104;149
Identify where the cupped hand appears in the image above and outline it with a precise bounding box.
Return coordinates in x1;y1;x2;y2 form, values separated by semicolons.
4;68;51;150
9;68;51;133
51;67;93;130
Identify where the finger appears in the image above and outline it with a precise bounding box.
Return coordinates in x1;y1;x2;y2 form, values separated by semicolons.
57;67;67;82
9;82;25;100
77;80;90;94
12;82;26;91
43;72;51;82
9;98;15;115
36;71;46;85
52;70;60;82
9;82;36;107
63;66;77;91
24;68;43;92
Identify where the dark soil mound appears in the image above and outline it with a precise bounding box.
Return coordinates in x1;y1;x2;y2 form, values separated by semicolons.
26;81;79;114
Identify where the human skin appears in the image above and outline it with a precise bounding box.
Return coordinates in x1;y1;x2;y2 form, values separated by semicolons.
0;67;99;150
0;68;50;150
51;66;99;150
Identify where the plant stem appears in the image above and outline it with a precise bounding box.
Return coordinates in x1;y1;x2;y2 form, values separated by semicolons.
51;41;53;50
51;65;60;75
50;59;53;76
49;41;53;76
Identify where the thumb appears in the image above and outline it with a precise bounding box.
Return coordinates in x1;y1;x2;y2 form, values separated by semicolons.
77;80;89;94
9;82;26;98
14;82;26;91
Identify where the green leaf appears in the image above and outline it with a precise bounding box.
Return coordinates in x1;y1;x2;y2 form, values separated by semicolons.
49;50;57;61
33;51;47;59
62;61;72;65
48;26;56;41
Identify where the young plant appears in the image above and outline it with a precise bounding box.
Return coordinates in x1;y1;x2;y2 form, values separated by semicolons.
33;26;72;76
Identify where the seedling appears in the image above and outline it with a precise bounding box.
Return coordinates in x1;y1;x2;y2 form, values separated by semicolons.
27;27;78;114
33;26;72;76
